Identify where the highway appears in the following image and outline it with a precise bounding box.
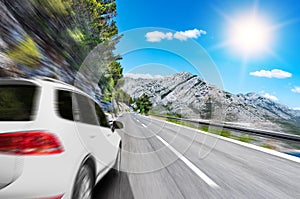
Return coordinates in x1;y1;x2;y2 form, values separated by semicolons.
93;113;300;199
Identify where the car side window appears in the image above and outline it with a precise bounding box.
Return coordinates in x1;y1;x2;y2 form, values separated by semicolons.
57;90;106;127
74;93;98;126
94;103;110;128
57;90;74;121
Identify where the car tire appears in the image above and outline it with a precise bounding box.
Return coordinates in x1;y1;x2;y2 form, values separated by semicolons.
72;163;94;199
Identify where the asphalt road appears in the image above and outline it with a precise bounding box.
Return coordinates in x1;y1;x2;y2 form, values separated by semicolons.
93;113;300;199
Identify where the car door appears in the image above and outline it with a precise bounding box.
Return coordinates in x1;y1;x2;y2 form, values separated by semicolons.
94;102;120;166
73;93;117;170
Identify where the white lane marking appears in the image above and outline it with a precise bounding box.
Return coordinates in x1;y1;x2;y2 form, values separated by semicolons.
155;135;220;188
146;115;300;164
135;114;219;187
133;116;147;128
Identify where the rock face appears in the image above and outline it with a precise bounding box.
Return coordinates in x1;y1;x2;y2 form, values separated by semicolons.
122;72;300;130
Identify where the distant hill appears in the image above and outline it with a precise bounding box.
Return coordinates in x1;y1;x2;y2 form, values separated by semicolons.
122;72;300;132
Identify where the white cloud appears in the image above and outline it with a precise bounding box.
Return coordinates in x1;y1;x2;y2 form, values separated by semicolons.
145;29;206;42
125;73;164;79
165;32;173;40
145;31;173;42
174;29;207;41
263;93;279;101
249;69;292;79
293;107;300;111
291;86;300;94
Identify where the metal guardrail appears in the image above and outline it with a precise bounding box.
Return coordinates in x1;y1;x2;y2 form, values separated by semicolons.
150;114;300;143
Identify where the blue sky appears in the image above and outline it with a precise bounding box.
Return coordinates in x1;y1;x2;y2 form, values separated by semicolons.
115;0;300;109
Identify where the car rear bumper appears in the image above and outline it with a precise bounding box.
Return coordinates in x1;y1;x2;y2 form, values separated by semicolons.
0;154;81;199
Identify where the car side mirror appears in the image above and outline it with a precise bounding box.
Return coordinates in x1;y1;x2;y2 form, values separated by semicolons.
111;121;124;132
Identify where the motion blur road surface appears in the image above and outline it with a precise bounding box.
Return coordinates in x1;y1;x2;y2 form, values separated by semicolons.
93;113;300;199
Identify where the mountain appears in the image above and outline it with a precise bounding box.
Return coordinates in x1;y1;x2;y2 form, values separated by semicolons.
122;72;300;131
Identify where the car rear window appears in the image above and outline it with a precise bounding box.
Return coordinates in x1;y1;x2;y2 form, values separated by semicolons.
0;85;37;121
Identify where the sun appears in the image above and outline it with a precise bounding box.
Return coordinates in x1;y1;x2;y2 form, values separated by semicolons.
231;17;269;54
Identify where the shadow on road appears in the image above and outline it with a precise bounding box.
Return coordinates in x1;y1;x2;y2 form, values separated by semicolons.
93;170;134;199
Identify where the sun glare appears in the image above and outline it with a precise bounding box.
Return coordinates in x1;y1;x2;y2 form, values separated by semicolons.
231;17;269;54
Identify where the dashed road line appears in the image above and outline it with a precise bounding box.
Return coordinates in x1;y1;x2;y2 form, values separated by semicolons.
134;114;219;188
155;135;220;188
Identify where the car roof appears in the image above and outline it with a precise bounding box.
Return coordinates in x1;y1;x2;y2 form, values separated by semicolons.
0;77;86;96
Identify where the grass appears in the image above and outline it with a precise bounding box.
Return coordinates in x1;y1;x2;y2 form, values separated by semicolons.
166;119;195;128
149;110;183;118
200;126;231;138
260;143;276;150
238;134;255;143
167;118;259;145
162;115;259;145
200;126;209;132
220;130;232;138
159;115;291;153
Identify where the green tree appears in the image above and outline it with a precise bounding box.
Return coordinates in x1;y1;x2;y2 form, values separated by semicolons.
97;60;123;102
109;61;123;87
135;94;152;114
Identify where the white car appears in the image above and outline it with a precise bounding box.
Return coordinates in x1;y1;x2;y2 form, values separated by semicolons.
0;77;122;199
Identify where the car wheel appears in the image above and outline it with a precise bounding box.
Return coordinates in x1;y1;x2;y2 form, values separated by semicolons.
72;164;94;199
113;145;122;174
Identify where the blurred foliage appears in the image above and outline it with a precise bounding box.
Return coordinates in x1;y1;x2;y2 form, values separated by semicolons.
5;35;41;68
98;73;114;102
134;94;152;114
98;61;123;102
7;0;120;64
2;0;123;102
114;89;133;105
67;28;86;45
32;0;71;15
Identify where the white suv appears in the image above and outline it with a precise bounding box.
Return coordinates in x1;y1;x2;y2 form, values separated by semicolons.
0;77;122;199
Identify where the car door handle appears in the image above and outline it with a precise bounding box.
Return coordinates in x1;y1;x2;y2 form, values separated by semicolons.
90;135;96;139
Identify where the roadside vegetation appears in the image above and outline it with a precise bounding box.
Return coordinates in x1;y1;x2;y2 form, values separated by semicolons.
165;119;195;128
133;93;152;115
260;143;276;150
5;35;41;68
2;0;123;102
164;117;258;144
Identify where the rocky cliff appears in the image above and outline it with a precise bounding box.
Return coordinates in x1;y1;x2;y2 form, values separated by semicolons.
122;72;300;131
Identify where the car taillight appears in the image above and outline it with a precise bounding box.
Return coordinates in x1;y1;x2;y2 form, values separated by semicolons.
0;131;64;155
38;194;64;199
